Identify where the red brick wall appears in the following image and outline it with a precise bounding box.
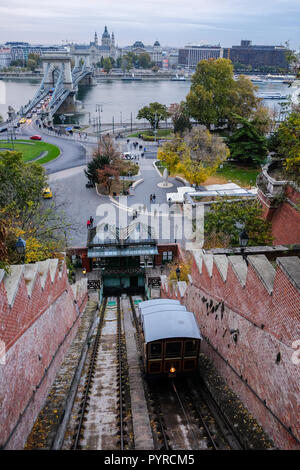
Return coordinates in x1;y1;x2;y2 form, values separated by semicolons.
161;255;300;449
259;185;300;245
0;260;88;449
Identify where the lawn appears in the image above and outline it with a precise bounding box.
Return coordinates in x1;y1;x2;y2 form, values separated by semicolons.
155;160;260;188
128;129;173;138
214;162;260;188
0;139;60;164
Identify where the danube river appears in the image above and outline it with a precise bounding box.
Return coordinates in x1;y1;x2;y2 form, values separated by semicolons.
0;77;292;125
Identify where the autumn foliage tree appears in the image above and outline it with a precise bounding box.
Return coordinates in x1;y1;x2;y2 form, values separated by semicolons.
0;150;77;266
97;165;120;194
85;135;122;184
158;125;229;185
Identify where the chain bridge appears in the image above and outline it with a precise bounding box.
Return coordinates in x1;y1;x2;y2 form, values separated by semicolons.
20;51;93;119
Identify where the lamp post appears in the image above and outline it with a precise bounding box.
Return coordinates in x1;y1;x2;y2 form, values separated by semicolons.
239;229;249;265
96;104;103;144
16;236;26;264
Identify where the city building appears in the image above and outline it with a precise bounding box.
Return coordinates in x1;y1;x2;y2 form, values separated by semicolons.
178;44;223;67
122;40;163;66
6;42;67;65
151;41;163;66
70;26;120;66
0;46;11;69
225;40;288;69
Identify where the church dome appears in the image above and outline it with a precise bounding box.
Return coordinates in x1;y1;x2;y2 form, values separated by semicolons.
102;26;110;38
133;41;145;48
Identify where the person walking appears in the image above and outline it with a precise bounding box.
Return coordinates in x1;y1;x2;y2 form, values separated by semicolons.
87;219;91;229
152;194;156;202
150;194;153;203
89;216;94;227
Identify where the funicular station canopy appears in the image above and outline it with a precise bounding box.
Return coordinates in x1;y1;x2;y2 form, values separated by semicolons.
87;221;158;295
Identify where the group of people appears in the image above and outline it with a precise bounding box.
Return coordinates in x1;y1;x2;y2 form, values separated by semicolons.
150;194;156;203
86;216;94;229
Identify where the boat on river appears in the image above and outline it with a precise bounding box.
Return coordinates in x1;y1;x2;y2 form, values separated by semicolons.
171;74;186;81
259;92;288;100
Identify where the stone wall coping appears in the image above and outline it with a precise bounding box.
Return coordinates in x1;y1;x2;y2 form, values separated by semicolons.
247;255;276;294
276;256;300;292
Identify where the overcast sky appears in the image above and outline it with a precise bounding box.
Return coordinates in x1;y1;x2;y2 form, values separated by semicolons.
0;0;299;49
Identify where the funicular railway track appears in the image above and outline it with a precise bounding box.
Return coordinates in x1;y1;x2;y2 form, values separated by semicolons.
129;296;245;450
65;294;246;451
71;296;132;450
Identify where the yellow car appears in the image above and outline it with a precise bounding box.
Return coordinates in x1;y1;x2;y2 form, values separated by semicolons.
42;187;53;199
19;118;27;124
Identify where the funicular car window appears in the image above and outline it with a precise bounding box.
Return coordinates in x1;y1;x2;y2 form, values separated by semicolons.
184;340;198;356
149;342;162;358
165;341;182;357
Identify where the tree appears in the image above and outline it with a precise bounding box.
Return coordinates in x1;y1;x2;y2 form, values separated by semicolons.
182;125;230;166
204;200;273;248
186;58;260;129
157;135;188;174
0;151;46;213
97;165;119;194
251;104;274;136
158;125;229;185
227;115;268;166
137;102;170;130
84;135;122;184
137;52;151;69
85;154;110;184
269;112;300;181
103;57;112;74
26;53;41;71
168;102;191;135
121;52;138;71
0;151;77;265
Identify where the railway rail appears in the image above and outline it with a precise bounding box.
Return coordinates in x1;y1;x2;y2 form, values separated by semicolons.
71;297;133;450
58;294;250;450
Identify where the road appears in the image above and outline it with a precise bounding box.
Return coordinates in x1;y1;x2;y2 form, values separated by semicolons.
47;139;185;247
1;121;87;174
2;120;190;247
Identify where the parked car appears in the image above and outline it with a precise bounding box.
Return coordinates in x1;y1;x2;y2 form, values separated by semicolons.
85;180;95;188
42;187;53;198
26;114;32;119
30;135;42;140
19;118;27;124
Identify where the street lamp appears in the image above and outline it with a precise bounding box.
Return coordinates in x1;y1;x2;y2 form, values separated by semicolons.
96;104;103;144
239;229;249;265
16;236;26;264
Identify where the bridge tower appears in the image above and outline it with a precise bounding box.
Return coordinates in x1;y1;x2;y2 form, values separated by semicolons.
42;52;74;90
73;51;91;69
